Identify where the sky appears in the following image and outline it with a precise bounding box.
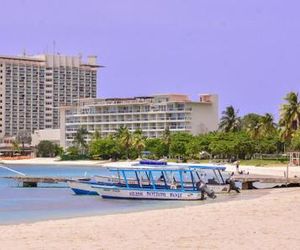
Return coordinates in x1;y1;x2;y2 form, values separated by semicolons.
1;0;300;119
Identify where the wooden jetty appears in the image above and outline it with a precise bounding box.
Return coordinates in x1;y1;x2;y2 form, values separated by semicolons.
3;176;70;187
3;174;300;189
233;174;300;189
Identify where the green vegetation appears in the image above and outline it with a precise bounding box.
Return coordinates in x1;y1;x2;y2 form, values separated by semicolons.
36;140;63;157
238;159;288;167
56;91;300;164
11;140;21;156
219;105;241;132
291;130;300;151
279;92;300;140
16;130;32;154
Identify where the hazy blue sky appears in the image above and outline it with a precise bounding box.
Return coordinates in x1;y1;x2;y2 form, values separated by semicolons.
1;0;299;118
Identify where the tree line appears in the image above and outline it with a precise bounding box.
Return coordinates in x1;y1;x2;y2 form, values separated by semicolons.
37;91;300;160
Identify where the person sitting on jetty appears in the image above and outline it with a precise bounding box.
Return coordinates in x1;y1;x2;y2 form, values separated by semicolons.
234;160;241;174
226;172;240;193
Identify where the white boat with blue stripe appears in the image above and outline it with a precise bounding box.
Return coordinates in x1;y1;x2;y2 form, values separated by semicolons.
67;176;117;195
92;164;229;200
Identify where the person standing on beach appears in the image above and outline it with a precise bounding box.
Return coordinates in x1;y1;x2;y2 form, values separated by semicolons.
235;160;240;174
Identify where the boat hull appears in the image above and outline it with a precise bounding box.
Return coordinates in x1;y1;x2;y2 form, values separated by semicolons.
68;181;99;195
68;178;229;196
207;184;229;193
93;186;204;200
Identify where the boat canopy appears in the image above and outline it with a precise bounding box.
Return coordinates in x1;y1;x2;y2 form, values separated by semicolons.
103;164;226;191
188;165;226;171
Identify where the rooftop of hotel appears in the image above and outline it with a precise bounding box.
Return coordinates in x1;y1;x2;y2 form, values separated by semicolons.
61;94;215;109
0;55;44;62
0;53;101;67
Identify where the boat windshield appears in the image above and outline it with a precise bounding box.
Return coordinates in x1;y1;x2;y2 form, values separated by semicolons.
110;169;221;191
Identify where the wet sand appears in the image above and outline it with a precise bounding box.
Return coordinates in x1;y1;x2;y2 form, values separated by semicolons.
1;188;300;250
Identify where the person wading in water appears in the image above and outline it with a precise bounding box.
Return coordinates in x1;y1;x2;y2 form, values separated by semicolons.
196;179;217;199
226;172;240;193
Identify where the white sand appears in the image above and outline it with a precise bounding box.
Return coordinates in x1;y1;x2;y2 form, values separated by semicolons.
1;188;300;250
225;164;300;177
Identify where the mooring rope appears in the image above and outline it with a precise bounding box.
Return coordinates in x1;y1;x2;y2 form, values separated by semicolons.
0;165;26;176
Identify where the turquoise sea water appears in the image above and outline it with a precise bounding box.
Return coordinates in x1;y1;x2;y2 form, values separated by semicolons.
0;164;253;225
0;164;207;224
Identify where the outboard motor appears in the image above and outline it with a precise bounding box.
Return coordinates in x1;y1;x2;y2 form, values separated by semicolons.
196;181;217;199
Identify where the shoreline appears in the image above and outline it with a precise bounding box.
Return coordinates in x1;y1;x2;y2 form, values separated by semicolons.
1;187;300;249
0;157;109;166
1;187;261;226
1;157;300;177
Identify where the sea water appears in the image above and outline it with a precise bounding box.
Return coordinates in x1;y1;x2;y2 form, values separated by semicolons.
0;164;259;225
0;164;197;224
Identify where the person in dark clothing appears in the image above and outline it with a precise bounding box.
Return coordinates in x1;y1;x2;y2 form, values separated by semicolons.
196;180;217;199
226;172;240;193
158;173;164;181
235;160;240;174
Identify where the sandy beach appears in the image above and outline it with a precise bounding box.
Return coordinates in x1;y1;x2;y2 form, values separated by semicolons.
1;187;300;250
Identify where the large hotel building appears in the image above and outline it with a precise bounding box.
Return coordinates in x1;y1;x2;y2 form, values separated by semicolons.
60;94;218;148
0;52;219;150
0;54;99;137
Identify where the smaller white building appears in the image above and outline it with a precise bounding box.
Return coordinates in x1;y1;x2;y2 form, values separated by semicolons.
31;129;61;146
60;93;218;149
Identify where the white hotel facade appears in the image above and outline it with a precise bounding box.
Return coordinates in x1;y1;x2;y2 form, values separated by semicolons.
60;94;218;148
0;54;98;138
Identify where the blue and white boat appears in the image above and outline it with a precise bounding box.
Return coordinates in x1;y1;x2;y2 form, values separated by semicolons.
67;161;167;195
67;175;117;195
92;164;229;200
68;178;99;195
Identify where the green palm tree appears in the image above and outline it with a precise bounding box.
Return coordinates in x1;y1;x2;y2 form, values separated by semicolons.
73;127;89;154
11;140;21;157
16;130;32;155
91;130;101;140
246;120;262;140
219;106;241;132
162;127;171;143
260;113;277;136
246;113;277;140
279;92;300;140
132;129;145;158
115;126;132;159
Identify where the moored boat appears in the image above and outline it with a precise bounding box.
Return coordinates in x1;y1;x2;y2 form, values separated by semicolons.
68;162;230;197
68;179;99;195
68;176;116;195
92;165;229;200
95;185;204;200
